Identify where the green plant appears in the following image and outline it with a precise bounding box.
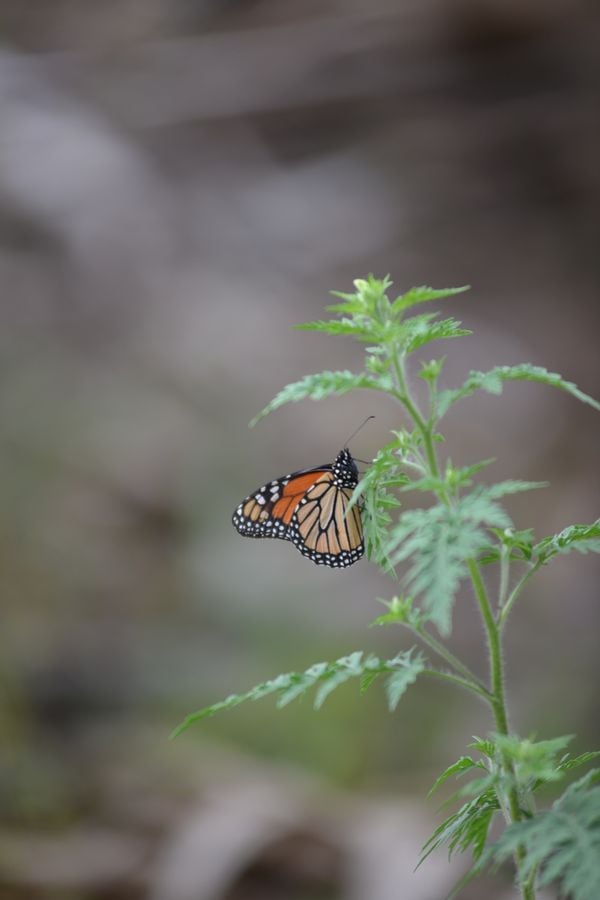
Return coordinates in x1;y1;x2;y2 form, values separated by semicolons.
174;276;600;899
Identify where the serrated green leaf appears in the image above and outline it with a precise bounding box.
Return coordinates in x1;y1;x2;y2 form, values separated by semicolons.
277;663;328;707
534;519;600;563
493;733;574;787
428;757;484;798
420;735;596;883
401;459;498;495
446;458;496;489
405;316;472;353
295;319;374;340
385;652;426;710
469;737;496;758
350;440;415;574
398;516;483;636
483;480;548;498
437;364;600;418
399;475;446;493
404;471;542;502
391;285;470;314
457;488;513;529
326;300;369;315
386;486;514;635
249;370;384;426
361;486;401;575
482;771;600;900
312;651;364;709
466;734;599;795
419;791;500;867
557;751;600;776
171;649;425;737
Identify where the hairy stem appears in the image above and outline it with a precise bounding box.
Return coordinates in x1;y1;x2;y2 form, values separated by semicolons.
392;358;430;437
498;545;510;613
468;536;534;899
467;562;510;732
421;668;492;702
412;624;490;696
391;355;449;501
392;349;534;899
499;561;543;631
522;865;538;900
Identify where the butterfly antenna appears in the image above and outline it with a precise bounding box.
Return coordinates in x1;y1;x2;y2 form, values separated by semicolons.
342;415;375;449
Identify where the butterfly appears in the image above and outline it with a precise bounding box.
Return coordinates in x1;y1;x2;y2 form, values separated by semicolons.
232;447;364;568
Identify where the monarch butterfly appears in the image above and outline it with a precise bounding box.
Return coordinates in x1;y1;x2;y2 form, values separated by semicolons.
232;447;364;568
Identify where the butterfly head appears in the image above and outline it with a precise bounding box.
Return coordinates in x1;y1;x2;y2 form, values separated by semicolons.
332;448;359;488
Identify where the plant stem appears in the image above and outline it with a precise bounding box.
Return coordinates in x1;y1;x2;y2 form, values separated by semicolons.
522;865;538;900
498;545;510;613
393;352;512;734
391;359;450;509
392;350;535;898
499;561;543;631
392;354;422;424
412;624;490;696
469;545;534;900
522;877;536;900
467;562;510;732
421;668;491;702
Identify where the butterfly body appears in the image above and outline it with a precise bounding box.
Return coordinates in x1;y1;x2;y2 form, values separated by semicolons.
232;448;364;568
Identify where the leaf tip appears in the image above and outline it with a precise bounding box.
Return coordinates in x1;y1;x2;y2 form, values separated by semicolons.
169;721;187;740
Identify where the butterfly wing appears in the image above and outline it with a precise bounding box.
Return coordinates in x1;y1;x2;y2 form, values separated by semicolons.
288;479;364;568
232;466;332;541
232;449;364;568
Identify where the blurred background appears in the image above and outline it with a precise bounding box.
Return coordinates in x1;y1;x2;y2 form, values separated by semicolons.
1;1;599;898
